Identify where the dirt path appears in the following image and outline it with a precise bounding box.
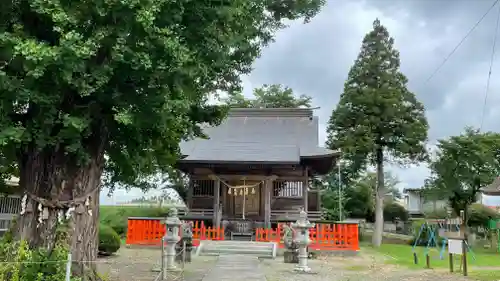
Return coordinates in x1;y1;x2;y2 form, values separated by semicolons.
260;253;481;281
96;247;218;281
97;247;495;281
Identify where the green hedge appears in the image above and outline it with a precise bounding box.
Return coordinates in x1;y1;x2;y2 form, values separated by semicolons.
98;224;121;256
99;205;170;237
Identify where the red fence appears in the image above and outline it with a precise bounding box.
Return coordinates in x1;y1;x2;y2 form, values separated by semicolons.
255;223;359;251
126;218;224;246
125;217;359;251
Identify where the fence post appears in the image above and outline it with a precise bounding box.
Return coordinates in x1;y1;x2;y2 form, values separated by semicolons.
65;253;72;281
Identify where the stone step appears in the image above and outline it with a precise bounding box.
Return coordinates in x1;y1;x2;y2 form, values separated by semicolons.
197;240;276;259
202;255;266;281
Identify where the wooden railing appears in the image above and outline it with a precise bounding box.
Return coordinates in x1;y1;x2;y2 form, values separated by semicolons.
255;223;359;251
125;218;224;246
271;210;323;220
188;208;214;216
0;214;15;233
126;218;359;252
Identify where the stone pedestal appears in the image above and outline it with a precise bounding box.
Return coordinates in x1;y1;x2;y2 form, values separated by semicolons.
284;249;299;263
175;242;193;263
175;222;194;263
163;208;181;278
291;209;315;273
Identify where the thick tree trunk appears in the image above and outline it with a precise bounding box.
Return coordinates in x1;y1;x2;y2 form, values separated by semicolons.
372;147;385;247
15;139;105;280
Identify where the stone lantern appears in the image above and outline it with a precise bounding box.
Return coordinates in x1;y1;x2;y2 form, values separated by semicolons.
290;208;315;273
163;208;182;274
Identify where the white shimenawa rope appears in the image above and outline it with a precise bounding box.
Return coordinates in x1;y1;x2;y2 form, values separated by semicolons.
209;174;277;219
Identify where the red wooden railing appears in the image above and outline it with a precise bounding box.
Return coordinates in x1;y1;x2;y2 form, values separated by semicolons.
125;218;224;246
255;223;359;251
126;217;359;251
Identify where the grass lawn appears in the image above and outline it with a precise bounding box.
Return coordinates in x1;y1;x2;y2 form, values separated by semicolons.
363;243;500;280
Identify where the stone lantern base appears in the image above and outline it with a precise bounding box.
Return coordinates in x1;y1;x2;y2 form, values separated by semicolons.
294;265;312;273
284;249;299;263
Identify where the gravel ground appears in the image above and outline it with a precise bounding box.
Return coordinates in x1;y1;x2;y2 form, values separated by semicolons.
97;247;490;281
96;247;218;281
260;253;481;281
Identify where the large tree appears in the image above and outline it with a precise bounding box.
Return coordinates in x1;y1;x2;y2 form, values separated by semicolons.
326;19;428;247
0;0;325;278
225;84;312;108
426;128;500;220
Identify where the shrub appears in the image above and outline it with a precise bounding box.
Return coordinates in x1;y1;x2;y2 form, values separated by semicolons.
384;202;409;222
407;219;445;247
99;206;170;237
98;224;121;256
468;203;500;228
0;228;81;281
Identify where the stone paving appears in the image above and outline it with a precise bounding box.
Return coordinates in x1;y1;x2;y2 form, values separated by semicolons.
201;255;266;281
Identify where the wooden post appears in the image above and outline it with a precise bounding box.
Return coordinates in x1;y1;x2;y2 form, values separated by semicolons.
425;254;430;268
316;186;321;211
222;179;227;220
187;177;193;209
449;253;453;272
460;209;468;276
264;179;271;228
213;178;220;227
303;167;308;211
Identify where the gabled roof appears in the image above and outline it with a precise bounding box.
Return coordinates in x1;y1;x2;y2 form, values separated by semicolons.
179;108;338;174
483;177;500;196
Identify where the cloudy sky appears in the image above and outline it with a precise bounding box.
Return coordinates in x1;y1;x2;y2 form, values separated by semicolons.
101;0;500;205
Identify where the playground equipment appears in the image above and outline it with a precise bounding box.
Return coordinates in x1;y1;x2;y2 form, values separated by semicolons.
487;218;500;252
412;218;475;265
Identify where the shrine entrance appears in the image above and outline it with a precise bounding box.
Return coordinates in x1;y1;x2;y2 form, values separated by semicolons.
227;180;262;220
233;181;262;219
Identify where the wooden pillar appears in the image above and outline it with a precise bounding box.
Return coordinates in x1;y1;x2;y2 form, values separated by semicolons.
213;178;220;227
222;179;227;220
187;177;194;209
264;179;271;228
303;167;309;211
317;187;322;211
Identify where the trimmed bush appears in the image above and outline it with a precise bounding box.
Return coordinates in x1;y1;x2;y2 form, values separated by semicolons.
98;224;121;256
383;202;409;222
99;206;170;237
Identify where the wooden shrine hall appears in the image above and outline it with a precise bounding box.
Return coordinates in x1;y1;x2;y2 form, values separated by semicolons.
176;108;340;230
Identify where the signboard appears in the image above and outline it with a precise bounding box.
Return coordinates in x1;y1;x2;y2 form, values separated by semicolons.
448;239;463;255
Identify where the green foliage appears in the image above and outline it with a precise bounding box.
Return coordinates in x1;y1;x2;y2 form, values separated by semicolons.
408;220;444;247
326;18;428;180
224;84;312;108
98;224;121;256
383;202;408;222
100;206;170;237
342;171;401;220
0;237;80;281
321;188;349;221
426;128;500;215
0;0;325;190
469;204;500;228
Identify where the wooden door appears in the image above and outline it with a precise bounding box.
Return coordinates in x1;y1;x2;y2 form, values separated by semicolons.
234;182;261;218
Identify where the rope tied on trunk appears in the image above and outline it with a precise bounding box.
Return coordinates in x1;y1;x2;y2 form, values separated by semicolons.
20;182;100;228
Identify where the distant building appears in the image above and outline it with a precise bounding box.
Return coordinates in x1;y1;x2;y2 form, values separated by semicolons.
403;188;447;217
1;177;21;234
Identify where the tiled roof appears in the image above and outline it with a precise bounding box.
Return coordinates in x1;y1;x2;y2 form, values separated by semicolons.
179;108;337;164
